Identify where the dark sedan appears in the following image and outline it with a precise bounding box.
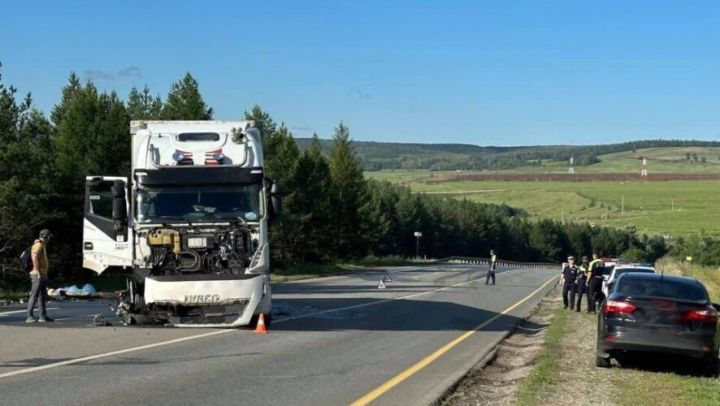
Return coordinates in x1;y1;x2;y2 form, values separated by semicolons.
596;272;720;373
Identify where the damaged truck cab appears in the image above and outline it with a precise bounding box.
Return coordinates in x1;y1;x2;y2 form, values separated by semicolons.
83;121;281;327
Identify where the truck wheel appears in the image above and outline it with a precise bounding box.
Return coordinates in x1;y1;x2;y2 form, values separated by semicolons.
595;354;611;368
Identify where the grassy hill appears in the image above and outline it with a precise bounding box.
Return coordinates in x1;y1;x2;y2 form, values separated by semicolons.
511;146;720;173
297;137;720;172
366;171;720;237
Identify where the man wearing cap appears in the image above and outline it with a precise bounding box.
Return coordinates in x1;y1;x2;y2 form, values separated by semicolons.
26;229;54;323
561;256;579;310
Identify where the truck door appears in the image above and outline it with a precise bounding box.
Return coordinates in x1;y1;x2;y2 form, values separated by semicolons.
83;176;133;274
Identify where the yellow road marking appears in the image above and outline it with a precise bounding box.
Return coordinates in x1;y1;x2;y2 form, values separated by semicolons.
349;274;560;406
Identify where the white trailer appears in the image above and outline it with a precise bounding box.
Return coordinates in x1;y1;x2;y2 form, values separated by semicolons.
82;120;282;327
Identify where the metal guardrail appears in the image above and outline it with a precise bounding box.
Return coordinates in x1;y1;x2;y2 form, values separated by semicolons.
433;256;561;270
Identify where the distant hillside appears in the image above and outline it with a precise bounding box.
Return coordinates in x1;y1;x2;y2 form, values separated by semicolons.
295;138;720;171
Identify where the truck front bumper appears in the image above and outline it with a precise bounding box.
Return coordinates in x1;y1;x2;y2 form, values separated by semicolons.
143;274;270;328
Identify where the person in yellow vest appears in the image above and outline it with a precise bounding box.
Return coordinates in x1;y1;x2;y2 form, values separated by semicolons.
26;229;54;323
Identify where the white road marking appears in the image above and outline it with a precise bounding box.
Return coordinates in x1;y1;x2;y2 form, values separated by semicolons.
0;308;60;317
0;330;232;379
0;266;552;380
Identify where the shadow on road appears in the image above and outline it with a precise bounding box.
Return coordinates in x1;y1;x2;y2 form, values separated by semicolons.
271;297;535;333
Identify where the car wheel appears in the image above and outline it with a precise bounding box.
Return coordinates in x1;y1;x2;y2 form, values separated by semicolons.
704;356;719;377
596;354;611;368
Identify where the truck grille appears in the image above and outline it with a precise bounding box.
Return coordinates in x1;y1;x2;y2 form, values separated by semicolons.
151;300;248;325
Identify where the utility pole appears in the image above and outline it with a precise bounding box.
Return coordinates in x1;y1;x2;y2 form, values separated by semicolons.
621;195;624;217
414;231;422;259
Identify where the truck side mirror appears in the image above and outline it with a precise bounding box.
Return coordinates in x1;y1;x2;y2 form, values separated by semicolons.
269;181;284;219
111;180;128;236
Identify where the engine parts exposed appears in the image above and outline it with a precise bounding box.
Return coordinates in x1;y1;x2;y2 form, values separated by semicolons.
147;229;181;255
143;225;255;276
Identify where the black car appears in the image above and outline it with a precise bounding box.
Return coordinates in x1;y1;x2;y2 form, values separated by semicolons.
596;272;720;372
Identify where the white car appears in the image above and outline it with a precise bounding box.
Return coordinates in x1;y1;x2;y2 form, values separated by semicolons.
601;264;656;297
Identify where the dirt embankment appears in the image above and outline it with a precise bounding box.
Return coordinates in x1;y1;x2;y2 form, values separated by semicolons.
431;172;720;183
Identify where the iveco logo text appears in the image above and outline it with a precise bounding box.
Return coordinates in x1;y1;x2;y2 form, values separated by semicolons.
184;294;221;304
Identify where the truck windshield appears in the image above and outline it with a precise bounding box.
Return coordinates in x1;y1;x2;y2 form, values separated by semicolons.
136;184;263;223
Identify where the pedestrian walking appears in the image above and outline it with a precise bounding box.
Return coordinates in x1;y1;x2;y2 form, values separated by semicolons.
485;249;497;285
587;252;605;313
26;229;54;323
575;256;589;312
561;256;579;310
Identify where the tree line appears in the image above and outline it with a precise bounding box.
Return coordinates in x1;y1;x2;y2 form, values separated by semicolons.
295;137;720;171
0;64;690;291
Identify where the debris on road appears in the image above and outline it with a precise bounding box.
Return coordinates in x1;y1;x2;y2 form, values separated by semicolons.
93;314;112;326
48;284;97;298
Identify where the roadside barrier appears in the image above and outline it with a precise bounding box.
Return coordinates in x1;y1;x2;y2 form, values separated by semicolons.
433;256;560;270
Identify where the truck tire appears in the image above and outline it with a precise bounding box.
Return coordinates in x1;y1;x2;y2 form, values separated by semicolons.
595;354;611;368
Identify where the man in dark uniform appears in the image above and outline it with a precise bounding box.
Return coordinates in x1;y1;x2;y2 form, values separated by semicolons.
587;252;605;313
575;256;589;312
562;256;579;310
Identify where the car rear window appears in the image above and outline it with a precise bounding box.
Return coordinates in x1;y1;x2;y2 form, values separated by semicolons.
616;278;708;302
614;268;654;278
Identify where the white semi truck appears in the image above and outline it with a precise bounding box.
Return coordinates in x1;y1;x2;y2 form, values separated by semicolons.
82;120;281;327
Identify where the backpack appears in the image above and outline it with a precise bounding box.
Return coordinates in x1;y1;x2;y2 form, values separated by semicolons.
19;245;34;271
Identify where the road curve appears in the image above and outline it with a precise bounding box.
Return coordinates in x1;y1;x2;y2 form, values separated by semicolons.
0;264;558;406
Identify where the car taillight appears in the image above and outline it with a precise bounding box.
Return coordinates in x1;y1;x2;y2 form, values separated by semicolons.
603;300;637;314
683;308;718;323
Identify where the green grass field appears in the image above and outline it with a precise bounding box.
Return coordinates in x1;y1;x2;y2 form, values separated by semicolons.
367;171;720;237
501;146;720;173
507;146;720;173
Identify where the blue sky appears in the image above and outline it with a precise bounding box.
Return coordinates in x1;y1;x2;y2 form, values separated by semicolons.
2;1;720;145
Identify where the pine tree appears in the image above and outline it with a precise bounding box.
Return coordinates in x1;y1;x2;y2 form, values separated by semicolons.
328;122;367;258
360;180;400;256
161;73;213;120
127;85;163;120
55;83;130;189
50;72;81;126
244;105;278;141
0;65;55;286
267;124;300;182
285;134;333;262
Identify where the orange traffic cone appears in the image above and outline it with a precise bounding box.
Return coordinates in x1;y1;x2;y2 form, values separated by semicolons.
255;313;268;334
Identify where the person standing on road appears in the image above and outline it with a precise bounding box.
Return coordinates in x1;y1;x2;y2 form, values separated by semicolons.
561;256;579;310
485;249;497;285
26;229;54;323
587;253;605;313
575;256;589;312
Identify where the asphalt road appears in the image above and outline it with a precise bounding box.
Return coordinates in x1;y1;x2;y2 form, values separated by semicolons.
0;264;558;406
